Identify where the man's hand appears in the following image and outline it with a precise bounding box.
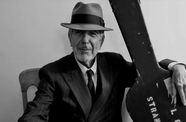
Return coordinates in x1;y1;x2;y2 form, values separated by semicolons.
171;64;186;106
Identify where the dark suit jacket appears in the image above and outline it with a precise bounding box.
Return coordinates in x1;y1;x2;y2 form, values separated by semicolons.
18;52;172;122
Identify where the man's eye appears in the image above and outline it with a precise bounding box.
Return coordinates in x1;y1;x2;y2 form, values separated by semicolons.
73;30;83;34
75;31;82;34
89;31;98;36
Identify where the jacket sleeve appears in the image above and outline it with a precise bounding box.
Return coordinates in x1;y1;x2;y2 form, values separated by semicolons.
125;58;182;87
159;59;184;70
18;67;55;122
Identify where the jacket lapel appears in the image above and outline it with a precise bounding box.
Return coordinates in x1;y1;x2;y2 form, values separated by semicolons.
63;54;92;119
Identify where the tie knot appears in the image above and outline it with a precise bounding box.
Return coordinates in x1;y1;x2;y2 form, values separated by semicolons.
86;69;94;79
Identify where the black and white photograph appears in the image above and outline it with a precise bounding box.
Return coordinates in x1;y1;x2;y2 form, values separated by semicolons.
0;0;186;122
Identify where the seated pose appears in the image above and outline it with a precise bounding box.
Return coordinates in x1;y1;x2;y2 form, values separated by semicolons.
18;2;186;122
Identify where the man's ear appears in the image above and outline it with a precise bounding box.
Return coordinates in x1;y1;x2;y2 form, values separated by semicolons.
100;33;105;46
68;29;71;39
68;29;73;46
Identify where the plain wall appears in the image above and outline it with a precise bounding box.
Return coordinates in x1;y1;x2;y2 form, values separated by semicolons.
0;0;186;122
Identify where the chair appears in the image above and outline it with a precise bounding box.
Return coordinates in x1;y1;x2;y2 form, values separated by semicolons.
19;68;40;110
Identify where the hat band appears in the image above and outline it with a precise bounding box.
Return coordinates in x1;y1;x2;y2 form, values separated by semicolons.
71;14;105;27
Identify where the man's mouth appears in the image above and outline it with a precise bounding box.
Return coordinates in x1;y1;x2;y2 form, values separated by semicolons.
79;48;91;52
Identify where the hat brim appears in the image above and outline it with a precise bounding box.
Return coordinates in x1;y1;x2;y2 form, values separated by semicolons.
61;23;113;31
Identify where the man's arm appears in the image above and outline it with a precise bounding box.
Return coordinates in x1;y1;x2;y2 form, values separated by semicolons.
18;68;54;122
160;59;186;106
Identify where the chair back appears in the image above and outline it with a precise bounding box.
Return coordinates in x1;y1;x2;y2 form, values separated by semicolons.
19;68;40;110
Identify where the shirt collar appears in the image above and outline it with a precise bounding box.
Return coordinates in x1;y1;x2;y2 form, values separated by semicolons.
75;56;97;75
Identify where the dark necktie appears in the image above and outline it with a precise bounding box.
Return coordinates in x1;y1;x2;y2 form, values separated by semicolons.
86;69;96;103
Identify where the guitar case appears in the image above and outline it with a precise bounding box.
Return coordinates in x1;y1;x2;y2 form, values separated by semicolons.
109;0;186;121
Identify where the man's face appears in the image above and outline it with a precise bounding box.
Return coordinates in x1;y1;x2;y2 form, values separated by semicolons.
68;29;104;66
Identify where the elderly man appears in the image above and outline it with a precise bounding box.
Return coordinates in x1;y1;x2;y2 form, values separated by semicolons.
18;2;186;122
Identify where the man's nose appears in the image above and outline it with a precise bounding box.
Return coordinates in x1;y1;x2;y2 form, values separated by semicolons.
81;33;90;43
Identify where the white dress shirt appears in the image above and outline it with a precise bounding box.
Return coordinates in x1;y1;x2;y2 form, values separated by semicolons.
75;58;97;91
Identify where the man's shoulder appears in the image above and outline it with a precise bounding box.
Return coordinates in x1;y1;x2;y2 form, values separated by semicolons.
98;52;123;60
98;52;127;65
40;53;74;72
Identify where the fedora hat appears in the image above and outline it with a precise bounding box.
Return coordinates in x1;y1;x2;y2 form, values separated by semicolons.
61;2;113;31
